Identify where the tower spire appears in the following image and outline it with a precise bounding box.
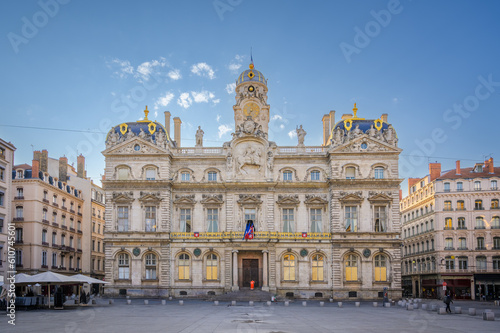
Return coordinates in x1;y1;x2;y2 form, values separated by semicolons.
249;47;254;69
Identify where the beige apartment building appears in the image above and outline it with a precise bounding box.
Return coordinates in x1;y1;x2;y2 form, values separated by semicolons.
401;159;500;300
0;138;16;287
91;182;106;287
12;151;92;277
102;62;403;300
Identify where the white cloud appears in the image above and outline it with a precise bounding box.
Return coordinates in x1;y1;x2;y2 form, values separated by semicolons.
216;114;221;122
154;91;175;110
280;124;285;129
225;83;236;94
177;92;192;109
168;69;181;80
288;130;297;139
191;62;215;79
107;58;134;78
271;115;283;121
218;124;232;138
228;63;241;72
190;90;219;105
228;54;244;73
392;97;400;104
135;57;167;82
154;111;158;118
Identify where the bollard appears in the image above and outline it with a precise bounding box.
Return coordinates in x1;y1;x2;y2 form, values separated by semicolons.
468;308;476;316
454;306;461;314
144;300;149;305
302;301;307;307
398;301;402;306
214;301;219;306
126;296;130;299
127;300;131;305
413;303;418;309
231;301;236;306
249;301;254;306
338;302;343;308
438;307;446;315
109;300;114;305
373;302;378;307
483;311;494;321
329;298;333;303
162;300;166;305
430;304;437;311
267;301;271;306
384;303;391;308
179;300;184;306
320;301;324;307
169;296;172;301
355;302;360;307
285;301;289;307
406;304;413;310
421;304;427;310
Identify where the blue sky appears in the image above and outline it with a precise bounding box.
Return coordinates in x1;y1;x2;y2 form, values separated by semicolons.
1;0;499;192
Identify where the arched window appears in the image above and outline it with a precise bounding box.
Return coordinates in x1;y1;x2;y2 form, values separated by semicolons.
477;237;485;250
283;254;295;281
145;253;157;279
475;200;483;210
445;237;453;249
312;254;324;281
374;255;387;282
374;167;384;179
457;200;465;210
118;253;130;279
206;253;218;280
475;217;485;229
491;199;499;209
345;254;358;281
178;253;190;280
444;218;452;229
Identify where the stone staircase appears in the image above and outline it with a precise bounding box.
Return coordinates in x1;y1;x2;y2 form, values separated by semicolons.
210;288;275;302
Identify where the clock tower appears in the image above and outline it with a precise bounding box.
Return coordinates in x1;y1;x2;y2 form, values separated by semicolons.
233;61;270;135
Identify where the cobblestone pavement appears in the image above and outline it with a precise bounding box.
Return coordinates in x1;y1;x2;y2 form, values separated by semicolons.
1;298;499;333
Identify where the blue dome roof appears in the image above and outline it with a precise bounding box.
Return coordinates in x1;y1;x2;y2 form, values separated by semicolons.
333;119;390;133
236;64;267;86
107;120;169;142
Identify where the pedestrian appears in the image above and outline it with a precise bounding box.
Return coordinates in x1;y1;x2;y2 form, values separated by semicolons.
444;292;453;313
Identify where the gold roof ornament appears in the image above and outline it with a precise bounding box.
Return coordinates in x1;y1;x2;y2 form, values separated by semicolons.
351;103;365;120
144;106;149;121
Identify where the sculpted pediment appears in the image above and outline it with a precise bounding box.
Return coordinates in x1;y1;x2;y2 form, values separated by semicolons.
237;194;262;205
173;194;196;205
331;136;401;154
112;192;134;203
201;194;224;205
368;192;393;203
276;195;300;205
138;192;162;203
304;194;328;205
338;191;363;204
103;137;167;155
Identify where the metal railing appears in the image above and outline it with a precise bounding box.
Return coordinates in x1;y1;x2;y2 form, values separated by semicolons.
170;231;331;240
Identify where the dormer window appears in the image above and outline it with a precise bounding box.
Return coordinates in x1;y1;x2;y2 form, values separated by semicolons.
475;164;483;173
17;170;24;179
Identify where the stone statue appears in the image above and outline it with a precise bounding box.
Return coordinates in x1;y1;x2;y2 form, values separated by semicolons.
368;124;377;137
156;130;165;147
138;128;146;139
106;130;119;148
267;151;274;171
353;124;363;137
334;127;343;145
226;152;233;170
126;128;135;139
384;126;396;145
296;125;306;146
195;126;204;147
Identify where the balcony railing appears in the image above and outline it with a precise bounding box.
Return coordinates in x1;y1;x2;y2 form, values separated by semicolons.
52;203;59;207
170;231;331;240
14;196;24;200
42;198;49;203
444;226;454;230
13;217;24;222
42;241;49;246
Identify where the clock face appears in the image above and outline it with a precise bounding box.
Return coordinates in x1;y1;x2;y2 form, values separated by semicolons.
243;102;260;119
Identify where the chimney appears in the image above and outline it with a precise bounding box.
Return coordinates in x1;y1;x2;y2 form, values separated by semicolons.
77;154;85;178
40;149;48;172
33;150;41;163
59;156;68;182
381;114;388;123
455;160;461;175
322;114;330;146
408;178;420;194
329;110;336;132
341;114;353;120
399;189;402;200
32;159;40;179
488;157;494;174
429;162;441;182
101;174;106;182
173;117;181;146
164;111;171;139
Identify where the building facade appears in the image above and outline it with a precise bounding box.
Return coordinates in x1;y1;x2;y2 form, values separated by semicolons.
91;183;106;286
0;138;16;287
11;151;92;277
401;159;500;300
103;63;403;299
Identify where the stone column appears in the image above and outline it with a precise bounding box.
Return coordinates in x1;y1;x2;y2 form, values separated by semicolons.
262;250;269;291
232;250;239;291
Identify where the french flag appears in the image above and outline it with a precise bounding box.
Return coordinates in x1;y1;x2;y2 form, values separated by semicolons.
243;220;254;240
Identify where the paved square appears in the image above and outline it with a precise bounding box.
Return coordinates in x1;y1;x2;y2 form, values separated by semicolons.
1;299;499;333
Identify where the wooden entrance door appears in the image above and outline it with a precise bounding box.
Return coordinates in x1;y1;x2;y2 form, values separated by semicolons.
242;259;259;287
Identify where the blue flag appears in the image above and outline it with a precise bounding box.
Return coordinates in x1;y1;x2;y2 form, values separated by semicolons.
243;220;254;240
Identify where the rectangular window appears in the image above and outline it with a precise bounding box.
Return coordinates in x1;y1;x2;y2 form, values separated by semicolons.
458;257;468;270
310;208;322;233
477;237;485;249
345;206;358;232
475;217;485;229
457;217;466;229
117;207;129;232
444;218;452;229
42;230;47;243
145;206;157;232
459;237;467;249
282;208;294;233
374;206;386;232
445;258;454;270
244;208;256;228
445;238;453;249
283;171;293;181
491;180;498;190
0;217;3;233
15;250;22;266
444;201;452;211
117;168;129;180
345;167;355;179
207;208;218;232
477;257;487;270
15;228;23;243
16;207;23;218
374;167;384;179
180;208;191;232
311;171;320;181
474;181;481;190
52;253;57;267
181;172;190;181
444;183;450;192
457;182;463;191
145;168;155;180
16;188;23;197
0;167;4;181
208;171;217;181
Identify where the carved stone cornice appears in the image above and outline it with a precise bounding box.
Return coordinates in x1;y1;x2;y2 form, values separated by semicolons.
237;194;262;205
276;194;300;205
201;194;224;205
173;194;196;205
338;191;363;204
304;194;328;205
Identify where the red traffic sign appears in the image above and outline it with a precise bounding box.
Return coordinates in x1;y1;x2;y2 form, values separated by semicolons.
302;232;307;238
443;282;447;287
